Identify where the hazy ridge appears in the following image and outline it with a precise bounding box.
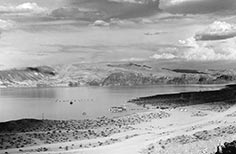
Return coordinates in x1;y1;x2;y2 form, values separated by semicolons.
1;61;236;88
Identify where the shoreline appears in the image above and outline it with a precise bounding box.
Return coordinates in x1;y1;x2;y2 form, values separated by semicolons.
0;83;228;90
129;83;236;107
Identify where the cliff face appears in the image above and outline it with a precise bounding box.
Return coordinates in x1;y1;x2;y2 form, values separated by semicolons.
101;71;236;87
0;66;56;88
102;72;160;86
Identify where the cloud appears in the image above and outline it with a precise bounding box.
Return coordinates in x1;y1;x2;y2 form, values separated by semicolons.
0;3;47;14
49;0;166;21
108;0;140;3
50;7;101;20
121;57;145;61
0;19;14;30
110;18;136;26
164;0;193;6
91;20;110;26
179;37;236;61
151;37;236;61
150;53;176;59
195;21;236;41
64;0;161;20
163;0;236;14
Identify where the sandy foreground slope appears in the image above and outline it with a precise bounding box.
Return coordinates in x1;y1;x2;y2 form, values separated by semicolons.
2;103;236;154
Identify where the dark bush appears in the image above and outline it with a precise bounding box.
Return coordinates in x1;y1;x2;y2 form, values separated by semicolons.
216;140;236;154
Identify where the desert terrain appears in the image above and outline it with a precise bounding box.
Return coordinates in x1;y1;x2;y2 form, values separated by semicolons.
1;0;236;154
1;92;236;154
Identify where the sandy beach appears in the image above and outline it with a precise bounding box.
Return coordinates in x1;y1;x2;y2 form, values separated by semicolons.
1;101;236;154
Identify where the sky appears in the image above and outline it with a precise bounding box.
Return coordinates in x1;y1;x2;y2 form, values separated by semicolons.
0;0;236;69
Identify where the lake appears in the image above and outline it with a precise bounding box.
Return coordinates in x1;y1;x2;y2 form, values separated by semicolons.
0;84;225;122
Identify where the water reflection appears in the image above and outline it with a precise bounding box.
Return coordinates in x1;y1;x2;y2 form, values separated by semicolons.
0;87;57;99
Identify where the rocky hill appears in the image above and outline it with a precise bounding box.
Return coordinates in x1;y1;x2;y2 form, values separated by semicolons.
1;62;236;88
0;66;57;88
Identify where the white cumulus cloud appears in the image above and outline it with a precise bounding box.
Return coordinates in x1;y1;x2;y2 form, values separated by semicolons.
92;20;110;27
167;0;194;5
179;37;236;60
195;21;236;41
151;37;236;61
0;3;47;14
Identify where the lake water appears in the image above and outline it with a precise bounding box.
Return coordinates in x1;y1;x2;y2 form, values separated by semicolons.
0;84;225;122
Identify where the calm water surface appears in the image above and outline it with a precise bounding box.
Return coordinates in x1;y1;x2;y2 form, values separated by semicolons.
0;85;225;122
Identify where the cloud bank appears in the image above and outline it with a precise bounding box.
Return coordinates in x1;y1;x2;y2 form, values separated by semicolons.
0;3;47;14
151;21;236;61
0;19;14;30
151;37;236;61
163;0;236;14
150;53;176;59
195;21;236;41
178;37;236;61
53;0;161;20
50;7;104;21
